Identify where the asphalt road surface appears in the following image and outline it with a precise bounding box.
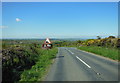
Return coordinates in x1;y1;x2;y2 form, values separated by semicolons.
45;47;119;81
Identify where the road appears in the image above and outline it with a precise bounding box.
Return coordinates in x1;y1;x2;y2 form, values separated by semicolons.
45;47;119;81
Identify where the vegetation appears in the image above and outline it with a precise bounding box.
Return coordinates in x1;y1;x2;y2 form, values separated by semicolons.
76;36;119;61
53;40;78;47
20;48;57;81
2;40;58;82
54;36;120;61
78;46;119;60
2;36;119;82
79;36;120;48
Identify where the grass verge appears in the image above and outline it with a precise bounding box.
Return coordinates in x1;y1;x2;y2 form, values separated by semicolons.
19;47;58;82
78;46;119;61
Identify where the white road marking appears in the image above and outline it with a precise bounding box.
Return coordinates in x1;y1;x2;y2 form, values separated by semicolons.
68;50;74;54
76;56;91;68
65;48;74;54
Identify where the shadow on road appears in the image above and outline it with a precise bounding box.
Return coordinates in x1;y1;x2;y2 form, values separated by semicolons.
56;56;64;58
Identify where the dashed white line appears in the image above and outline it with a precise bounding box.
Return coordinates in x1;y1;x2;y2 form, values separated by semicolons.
76;56;91;68
68;50;74;54
65;48;74;54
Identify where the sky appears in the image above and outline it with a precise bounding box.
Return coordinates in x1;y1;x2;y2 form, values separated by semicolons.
1;0;120;2
1;2;118;39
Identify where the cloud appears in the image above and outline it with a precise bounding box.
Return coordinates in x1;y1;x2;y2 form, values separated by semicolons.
0;26;8;28
16;18;21;22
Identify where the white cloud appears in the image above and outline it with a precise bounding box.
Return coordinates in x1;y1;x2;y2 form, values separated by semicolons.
0;26;8;28
16;18;21;22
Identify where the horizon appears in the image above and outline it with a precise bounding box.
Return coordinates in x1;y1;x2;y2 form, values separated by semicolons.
1;2;118;39
1;35;118;40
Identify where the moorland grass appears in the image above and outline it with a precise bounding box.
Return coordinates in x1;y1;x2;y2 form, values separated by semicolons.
2;40;58;82
78;46;119;61
19;47;58;81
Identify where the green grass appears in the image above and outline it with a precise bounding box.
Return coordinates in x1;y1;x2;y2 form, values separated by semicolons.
2;39;58;82
78;46;119;61
19;47;58;82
